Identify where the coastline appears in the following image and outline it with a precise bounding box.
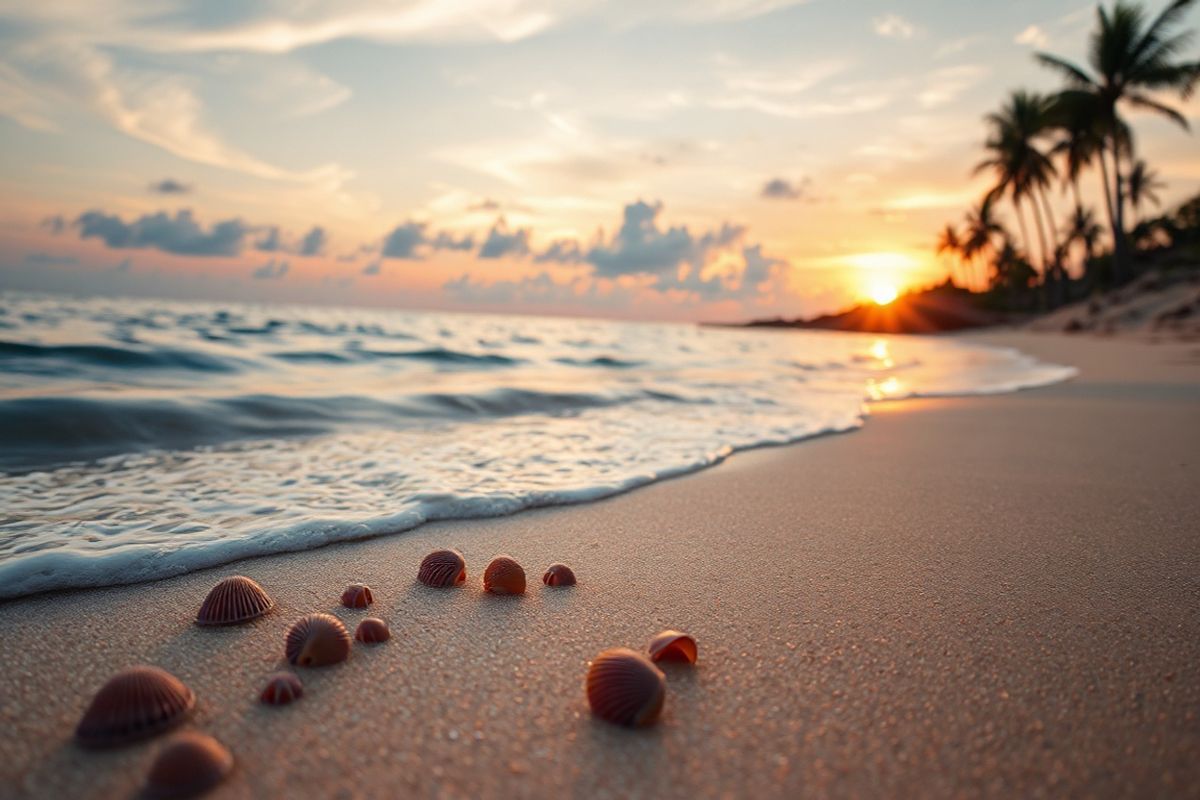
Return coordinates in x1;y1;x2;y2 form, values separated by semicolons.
2;331;1198;798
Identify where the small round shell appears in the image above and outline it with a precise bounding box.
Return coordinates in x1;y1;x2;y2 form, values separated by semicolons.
586;648;666;728
341;584;374;609
418;549;467;588
542;563;576;587
75;666;196;748
483;555;526;595
285;613;351;667
355;617;391;644
144;731;233;800
196;575;274;626
648;630;698;664
260;672;303;706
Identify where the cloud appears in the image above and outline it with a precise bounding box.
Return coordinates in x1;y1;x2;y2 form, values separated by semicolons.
760;177;808;200
534;238;585;264
75;209;248;257
252;258;290;279
586;200;743;278
872;14;915;39
299;226;327;256
917;65;989;109
40;215;66;235
23;251;79;267
478;219;531;259
1014;25;1049;48
431;230;475;251
362;260;382;276
256;226;282;252
378;221;475;260
150;178;191;194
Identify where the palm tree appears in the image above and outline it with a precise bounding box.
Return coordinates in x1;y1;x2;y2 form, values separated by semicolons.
961;198;1005;290
1035;0;1200;282
1064;206;1103;280
935;223;967;288
1127;159;1166;221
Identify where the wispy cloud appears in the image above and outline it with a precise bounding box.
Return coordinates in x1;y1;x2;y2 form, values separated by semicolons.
1014;25;1049;48
872;14;915;39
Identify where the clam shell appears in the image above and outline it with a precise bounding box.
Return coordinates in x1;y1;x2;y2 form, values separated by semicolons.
341;584;374;609
75;666;195;747
648;630;698;664
285;613;351;667
355;617;391;644
483;555;526;595
196;575;274;626
418;549;467;588
260;672;303;706
144;731;233;800
586;648;666;728
542;563;576;587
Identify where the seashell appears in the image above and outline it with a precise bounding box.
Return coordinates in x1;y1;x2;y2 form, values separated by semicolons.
341;583;374;609
542;563;576;587
75;666;195;747
648;630;698;664
483;555;526;595
196;575;274;626
144;731;233;800
285;613;351;667
586;648;665;728
260;672;303;706
355;617;391;644
418;549;467;588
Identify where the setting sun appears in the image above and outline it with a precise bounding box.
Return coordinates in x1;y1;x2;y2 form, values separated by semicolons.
867;281;899;306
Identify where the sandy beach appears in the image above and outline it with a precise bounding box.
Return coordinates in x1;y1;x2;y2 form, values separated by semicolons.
1;331;1198;799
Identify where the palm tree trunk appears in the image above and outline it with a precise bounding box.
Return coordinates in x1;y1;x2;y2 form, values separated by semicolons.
1037;186;1064;306
1013;198;1032;265
1108;137;1128;284
1028;194;1052;309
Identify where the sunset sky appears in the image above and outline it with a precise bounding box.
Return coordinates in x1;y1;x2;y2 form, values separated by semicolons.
1;0;1197;321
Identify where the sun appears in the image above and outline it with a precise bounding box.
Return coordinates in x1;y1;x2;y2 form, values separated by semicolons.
867;280;899;306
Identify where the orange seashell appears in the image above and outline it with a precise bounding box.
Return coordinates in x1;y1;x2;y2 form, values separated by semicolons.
418;549;467;588
144;731;233;800
483;555;526;595
196;575;274;626
75;666;196;747
260;672;303;706
542;563;576;587
648;630;698;664
285;613;351;667
586;648;665;728
355;617;391;644
341;584;374;609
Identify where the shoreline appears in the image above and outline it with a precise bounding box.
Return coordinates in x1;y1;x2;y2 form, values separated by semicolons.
2;332;1198;798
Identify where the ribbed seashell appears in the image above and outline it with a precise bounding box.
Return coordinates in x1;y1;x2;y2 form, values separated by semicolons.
648;630;698;664
196;575;274;626
285;613;351;667
341;584;374;609
483;555;526;595
355;617;391;644
586;648;665;728
144;732;233;800
260;672;303;706
418;549;467;588
75;666;196;747
542;563;576;587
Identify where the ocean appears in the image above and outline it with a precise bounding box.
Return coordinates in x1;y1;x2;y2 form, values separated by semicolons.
0;291;1075;598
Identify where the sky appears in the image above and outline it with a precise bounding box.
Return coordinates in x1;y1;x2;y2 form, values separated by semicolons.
1;0;1197;322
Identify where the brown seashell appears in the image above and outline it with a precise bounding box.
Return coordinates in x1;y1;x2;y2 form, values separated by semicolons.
542;563;577;587
418;549;467;588
285;613;351;667
75;666;195;748
648;630;698;664
196;575;274;626
144;731;233;800
355;617;391;644
586;648;665;728
260;672;303;706
483;555;526;595
341;583;374;609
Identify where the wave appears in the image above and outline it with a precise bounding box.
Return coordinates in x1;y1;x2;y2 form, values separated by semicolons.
0;340;244;374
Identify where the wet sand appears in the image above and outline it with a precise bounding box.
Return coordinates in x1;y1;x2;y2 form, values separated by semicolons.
1;332;1198;798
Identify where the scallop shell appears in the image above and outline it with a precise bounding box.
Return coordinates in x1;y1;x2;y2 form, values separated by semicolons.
75;666;196;747
418;549;467;588
260;672;303;706
355;617;391;644
196;575;274;626
586;648;666;728
648;630;698;664
285;613;351;667
144;731;233;800
341;584;374;609
542;563;576;587
483;555;526;595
